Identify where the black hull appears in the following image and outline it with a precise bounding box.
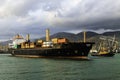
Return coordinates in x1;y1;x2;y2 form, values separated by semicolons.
9;42;94;59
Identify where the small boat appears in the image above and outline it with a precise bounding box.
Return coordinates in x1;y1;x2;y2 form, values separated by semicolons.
91;35;116;57
91;49;115;57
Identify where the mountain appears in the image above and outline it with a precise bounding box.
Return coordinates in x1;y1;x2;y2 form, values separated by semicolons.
39;31;99;42
77;31;99;40
50;32;76;41
1;31;120;46
102;31;120;40
40;32;77;41
0;40;12;46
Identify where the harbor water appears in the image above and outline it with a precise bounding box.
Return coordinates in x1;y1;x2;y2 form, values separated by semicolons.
0;53;120;80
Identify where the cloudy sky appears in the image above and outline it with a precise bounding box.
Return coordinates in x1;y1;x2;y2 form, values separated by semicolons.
0;0;120;40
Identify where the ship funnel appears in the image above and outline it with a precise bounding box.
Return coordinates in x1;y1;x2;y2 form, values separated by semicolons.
83;31;86;43
46;29;50;41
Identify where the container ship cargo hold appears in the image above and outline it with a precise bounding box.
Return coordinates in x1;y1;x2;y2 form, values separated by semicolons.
8;29;94;59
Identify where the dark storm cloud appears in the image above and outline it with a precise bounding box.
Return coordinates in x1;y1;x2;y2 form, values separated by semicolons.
54;0;120;30
0;0;120;40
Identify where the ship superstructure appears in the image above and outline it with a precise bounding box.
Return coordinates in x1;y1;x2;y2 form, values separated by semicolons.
8;34;26;49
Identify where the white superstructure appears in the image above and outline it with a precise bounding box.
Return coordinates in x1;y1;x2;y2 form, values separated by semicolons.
9;34;26;49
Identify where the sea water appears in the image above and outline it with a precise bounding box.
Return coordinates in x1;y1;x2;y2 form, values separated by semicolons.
0;53;120;80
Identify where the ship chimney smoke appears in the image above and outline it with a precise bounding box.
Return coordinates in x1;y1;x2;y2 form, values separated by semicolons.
46;29;50;41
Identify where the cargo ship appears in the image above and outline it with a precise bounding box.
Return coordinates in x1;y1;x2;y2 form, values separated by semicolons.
8;29;94;59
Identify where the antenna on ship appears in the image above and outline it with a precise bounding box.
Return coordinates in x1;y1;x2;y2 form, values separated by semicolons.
46;28;50;41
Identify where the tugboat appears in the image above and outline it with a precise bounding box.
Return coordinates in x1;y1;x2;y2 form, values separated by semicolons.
8;29;94;59
91;36;116;57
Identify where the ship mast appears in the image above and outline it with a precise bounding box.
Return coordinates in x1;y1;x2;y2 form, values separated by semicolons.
83;31;86;43
26;34;30;42
46;29;50;41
